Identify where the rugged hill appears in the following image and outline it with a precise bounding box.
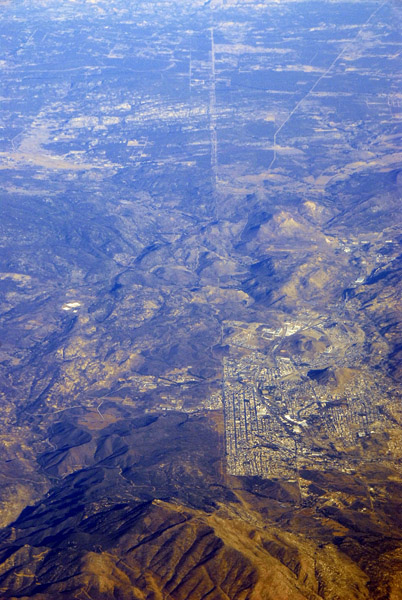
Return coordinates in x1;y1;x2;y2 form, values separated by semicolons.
1;408;402;600
1;0;402;598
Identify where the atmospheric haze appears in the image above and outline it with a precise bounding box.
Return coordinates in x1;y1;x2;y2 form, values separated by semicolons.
0;0;402;598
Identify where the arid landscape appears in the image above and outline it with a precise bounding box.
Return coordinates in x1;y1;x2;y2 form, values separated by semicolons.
0;0;401;598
